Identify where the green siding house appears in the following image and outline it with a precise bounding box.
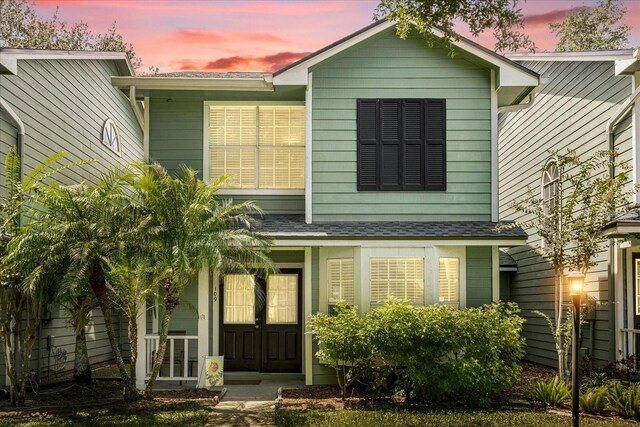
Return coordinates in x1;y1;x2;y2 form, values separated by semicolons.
0;49;144;386
112;20;540;386
499;49;640;368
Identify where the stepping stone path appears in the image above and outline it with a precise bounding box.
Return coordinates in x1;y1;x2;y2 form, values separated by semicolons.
206;379;302;426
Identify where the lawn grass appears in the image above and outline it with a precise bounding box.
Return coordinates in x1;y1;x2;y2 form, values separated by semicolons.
0;409;210;427
276;409;636;427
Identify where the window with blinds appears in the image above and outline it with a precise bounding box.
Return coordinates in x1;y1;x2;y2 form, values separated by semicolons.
223;274;256;324
208;105;305;189
439;258;460;307
327;259;354;305
370;258;424;304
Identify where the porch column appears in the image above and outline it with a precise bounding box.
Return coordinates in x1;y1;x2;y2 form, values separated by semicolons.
197;268;210;384
135;300;146;389
304;247;313;385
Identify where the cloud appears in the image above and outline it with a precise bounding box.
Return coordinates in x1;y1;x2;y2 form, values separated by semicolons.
523;6;589;27
174;29;289;45
175;51;311;72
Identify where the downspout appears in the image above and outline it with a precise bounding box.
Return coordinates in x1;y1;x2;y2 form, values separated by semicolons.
128;86;144;130
0;96;24;177
605;82;640;363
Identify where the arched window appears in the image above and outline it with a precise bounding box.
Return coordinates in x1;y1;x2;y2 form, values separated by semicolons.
102;118;121;155
542;160;559;216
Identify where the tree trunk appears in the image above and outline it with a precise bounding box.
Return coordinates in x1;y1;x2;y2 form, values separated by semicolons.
73;327;92;385
144;305;172;398
128;317;137;384
89;261;141;402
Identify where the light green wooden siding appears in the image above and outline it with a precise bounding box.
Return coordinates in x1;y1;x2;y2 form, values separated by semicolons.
0;58;144;385
270;250;305;263
148;88;305;215
499;60;633;367
466;246;493;307
311;28;492;221
310;247;335;384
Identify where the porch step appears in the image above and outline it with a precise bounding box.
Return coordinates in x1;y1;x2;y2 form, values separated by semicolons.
224;372;304;382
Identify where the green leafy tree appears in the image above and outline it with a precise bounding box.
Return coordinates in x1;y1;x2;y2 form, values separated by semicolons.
0;149;85;406
11;171;144;401
500;150;635;380
0;0;142;69
550;0;630;52
374;0;535;53
131;164;273;397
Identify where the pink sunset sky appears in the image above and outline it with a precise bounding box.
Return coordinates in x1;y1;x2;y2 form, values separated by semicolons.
33;0;640;73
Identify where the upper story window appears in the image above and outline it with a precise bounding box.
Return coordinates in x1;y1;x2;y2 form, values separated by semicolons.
541;160;559;215
102;118;121;155
370;257;424;304
357;99;446;192
207;103;305;190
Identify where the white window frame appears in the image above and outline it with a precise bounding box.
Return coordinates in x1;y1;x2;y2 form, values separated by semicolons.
436;246;466;309
541;158;559;249
203;101;305;195
102;118;122;156
319;247;360;313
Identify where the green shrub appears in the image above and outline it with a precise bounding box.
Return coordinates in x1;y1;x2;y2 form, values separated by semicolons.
608;381;640;419
528;376;571;407
579;386;609;414
308;300;525;406
306;303;374;400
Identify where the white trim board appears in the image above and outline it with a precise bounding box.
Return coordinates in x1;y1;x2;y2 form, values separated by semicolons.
270;238;528;247
273;20;539;93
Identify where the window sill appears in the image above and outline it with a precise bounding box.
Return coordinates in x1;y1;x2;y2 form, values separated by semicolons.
217;189;305;196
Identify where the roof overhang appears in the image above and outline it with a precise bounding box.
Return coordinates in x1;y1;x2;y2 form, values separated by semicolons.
602;224;640;238
615;48;640;76
0;48;133;76
110;75;274;92
507;50;635;63
268;237;528;247
273;19;540;108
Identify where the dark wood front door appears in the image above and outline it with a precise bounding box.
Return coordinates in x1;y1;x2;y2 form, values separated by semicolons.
220;269;302;372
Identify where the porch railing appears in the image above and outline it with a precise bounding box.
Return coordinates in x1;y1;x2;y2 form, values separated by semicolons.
144;334;199;381
620;328;640;359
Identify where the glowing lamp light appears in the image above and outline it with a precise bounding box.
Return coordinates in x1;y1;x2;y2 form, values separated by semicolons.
567;271;585;296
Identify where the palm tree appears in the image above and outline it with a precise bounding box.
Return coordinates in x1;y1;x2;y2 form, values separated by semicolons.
108;254;161;385
1;148;88;406
131;163;273;396
11;170;144;401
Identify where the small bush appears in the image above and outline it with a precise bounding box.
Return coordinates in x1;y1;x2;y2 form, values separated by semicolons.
579;386;609;414
528;376;571;407
608;381;640;420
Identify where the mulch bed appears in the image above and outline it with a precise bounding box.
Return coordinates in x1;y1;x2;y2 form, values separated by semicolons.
280;361;558;411
0;380;219;419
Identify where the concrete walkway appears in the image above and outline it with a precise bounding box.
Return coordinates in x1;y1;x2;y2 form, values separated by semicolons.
206;377;304;426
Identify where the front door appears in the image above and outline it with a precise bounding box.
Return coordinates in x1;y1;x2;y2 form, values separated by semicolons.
220;269;302;372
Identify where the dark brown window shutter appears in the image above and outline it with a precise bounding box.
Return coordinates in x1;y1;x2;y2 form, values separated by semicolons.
402;100;425;190
357;100;379;190
379;100;401;190
425;99;446;191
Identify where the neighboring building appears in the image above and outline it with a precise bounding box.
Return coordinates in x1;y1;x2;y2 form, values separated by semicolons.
111;20;540;386
499;50;640;368
0;49;144;386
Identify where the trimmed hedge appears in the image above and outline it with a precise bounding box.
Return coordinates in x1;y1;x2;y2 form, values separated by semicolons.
308;301;525;405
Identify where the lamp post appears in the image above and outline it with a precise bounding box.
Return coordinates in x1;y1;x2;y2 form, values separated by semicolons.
568;271;585;427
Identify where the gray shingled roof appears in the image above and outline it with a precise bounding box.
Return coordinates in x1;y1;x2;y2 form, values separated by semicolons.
606;208;640;227
254;215;527;239
499;250;518;268
146;71;270;79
